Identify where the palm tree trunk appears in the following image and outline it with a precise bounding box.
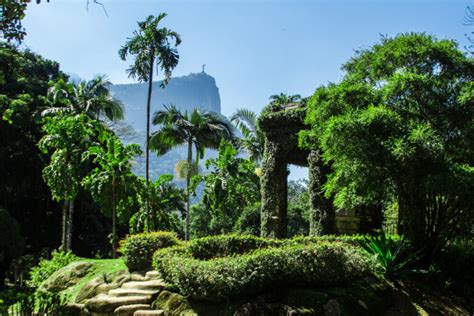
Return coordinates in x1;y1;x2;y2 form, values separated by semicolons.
112;181;117;259
185;140;192;241
145;52;155;232
61;201;68;250
66;199;74;251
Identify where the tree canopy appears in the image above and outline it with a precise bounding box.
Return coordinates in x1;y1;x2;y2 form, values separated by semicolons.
301;33;474;254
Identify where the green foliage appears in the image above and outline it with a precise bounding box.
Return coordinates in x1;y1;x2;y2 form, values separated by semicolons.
153;239;376;302
186;234;281;260
434;239;474;299
0;1;28;42
301;33;474;252
28;250;78;289
119;13;181;86
0;287;69;316
192;140;260;235
38;113;98;202
151;105;235;240
119;231;182;271
129;174;185;235
233;203;261;236
230;108;264;162
82;133;142;256
43;75;124;121
359;232;419;279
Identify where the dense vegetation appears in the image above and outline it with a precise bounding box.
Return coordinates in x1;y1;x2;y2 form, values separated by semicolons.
1;4;473;314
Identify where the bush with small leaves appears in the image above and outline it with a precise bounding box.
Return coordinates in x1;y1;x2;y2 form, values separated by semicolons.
28;250;78;289
119;231;182;271
153;236;377;302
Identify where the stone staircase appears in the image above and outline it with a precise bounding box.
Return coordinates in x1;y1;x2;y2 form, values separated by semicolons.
82;271;166;316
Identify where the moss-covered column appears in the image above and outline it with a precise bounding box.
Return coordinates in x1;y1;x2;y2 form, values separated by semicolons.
260;140;288;238
308;150;336;235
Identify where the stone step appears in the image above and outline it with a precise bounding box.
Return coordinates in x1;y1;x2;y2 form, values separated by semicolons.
121;280;166;291
114;304;151;316
134;310;164;316
85;294;153;313
109;288;159;297
145;271;159;279
130;273;149;282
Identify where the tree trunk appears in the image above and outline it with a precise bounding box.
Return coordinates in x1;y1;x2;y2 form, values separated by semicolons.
145;52;155;232
185;140;192;241
65;199;74;251
61;200;68;250
112;181;117;259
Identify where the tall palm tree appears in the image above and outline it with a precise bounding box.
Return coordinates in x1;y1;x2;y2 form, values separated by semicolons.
119;14;181;230
150;105;234;240
42;75;124;121
230;108;264;163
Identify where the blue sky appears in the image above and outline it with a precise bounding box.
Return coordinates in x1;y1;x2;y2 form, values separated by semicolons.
23;0;472;180
23;0;472;117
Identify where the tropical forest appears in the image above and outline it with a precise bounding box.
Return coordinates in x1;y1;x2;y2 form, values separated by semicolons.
0;1;473;315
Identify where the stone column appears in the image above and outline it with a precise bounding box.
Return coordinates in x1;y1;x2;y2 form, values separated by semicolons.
260;140;288;238
308;150;336;235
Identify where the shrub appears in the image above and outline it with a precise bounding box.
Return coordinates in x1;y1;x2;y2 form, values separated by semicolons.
28;250;78;289
153;240;376;301
435;239;474;299
119;231;182;271
187;234;283;260
358;232;419;279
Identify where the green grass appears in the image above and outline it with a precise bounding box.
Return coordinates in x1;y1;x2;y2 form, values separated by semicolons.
58;258;127;303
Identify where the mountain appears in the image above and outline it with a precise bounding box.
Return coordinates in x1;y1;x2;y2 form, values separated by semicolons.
110;71;221;130
109;71;221;183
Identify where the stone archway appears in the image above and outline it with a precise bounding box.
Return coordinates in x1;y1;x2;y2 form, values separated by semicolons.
258;105;336;238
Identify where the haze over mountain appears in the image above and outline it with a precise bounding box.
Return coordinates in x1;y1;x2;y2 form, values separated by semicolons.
111;71;221;130
109;71;221;182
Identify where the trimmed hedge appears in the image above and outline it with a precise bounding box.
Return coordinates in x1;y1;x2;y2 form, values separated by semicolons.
153;238;376;301
187;234;283;259
120;231;181;271
183;234;399;259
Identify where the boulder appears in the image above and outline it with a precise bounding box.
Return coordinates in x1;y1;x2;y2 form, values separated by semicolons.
41;261;93;292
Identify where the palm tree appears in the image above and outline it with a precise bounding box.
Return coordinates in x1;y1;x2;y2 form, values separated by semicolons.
150;105;234;240
119;14;181;230
42;75;124;121
230;108;264;162
82;136;142;258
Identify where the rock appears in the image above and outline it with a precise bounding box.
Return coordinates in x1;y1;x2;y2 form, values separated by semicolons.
109;288;160;297
152;290;196;316
145;271;159;279
76;270;130;303
133;311;164;316
85;294;153;313
131;272;148;282
115;304;151;316
122;280;166;291
323;299;341;316
41;261;93;292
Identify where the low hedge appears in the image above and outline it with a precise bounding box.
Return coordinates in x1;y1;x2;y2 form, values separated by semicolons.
187;234;283;259
120;231;181;271
184;234;390;260
153;241;376;302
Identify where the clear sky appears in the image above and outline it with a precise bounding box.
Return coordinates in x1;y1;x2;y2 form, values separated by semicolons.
23;0;472;117
22;0;472;180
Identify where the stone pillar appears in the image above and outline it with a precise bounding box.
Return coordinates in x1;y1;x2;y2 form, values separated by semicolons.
260;140;288;238
308;150;336;235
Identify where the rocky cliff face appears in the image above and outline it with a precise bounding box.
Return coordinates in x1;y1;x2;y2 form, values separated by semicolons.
109;72;221;182
110;71;221;130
